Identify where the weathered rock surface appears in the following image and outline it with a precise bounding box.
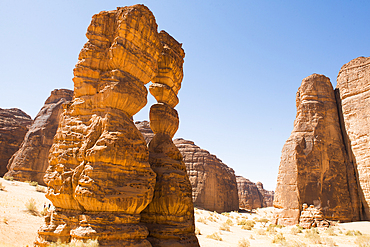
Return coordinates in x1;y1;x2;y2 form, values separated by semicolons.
140;31;199;247
136;121;239;213
256;181;275;207
5;89;73;185
274;74;358;225
299;204;330;229
36;5;160;246
236;176;263;210
174;138;239;213
336;56;370;220
0;108;32;176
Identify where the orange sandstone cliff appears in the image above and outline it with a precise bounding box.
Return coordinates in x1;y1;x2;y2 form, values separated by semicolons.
35;5;198;246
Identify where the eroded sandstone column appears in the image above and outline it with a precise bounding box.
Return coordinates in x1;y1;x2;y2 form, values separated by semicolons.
274;74;358;225
336;56;370;220
36;5;161;246
140;31;199;247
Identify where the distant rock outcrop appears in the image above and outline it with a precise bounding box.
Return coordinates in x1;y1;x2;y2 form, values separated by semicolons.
236;176;274;210
5;89;73;185
0;108;32;176
136;121;239;213
336;56;370;220
274;74;359;225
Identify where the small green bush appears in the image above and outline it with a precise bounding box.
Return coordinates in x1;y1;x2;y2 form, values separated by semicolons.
225;218;234;226
290;226;302;235
219;222;231;231
346;230;362;236
256;228;266;235
196;217;207;224
272;233;286;245
305;228;321;244
3;176;13;181
325;227;337;236
29;181;38;186
256;218;269;227
26;198;39;216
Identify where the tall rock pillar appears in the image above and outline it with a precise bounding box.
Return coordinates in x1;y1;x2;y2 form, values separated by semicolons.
336;56;370;220
274;74;358;225
141;31;199;247
36;5;162;246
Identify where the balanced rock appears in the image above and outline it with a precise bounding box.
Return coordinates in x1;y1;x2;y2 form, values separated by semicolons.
274;74;358;225
135;121;239;213
5;89;73;185
36;5;160;246
140;31;199;247
0;108;32;176
336;56;370;220
174;138;239;213
236;176;263;210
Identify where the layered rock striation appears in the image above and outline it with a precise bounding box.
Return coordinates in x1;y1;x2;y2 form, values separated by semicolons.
136;121;239;213
5;89;73;185
336;56;370;220
236;177;274;210
0;108;32;176
256;181;275;207
274;74;359;225
140;31;199;247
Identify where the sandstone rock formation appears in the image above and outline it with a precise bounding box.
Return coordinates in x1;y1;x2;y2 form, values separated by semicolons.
136;121;239;213
236;176;263;210
274;74;359;225
174;138;239;213
35;5;178;246
256;181;275;207
5;89;73;185
299;204;330;229
336;56;370;220
140;31;199;247
0;108;32;176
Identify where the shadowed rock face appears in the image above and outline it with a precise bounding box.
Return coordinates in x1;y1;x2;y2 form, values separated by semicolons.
5;89;73;185
0;108;32;176
274;74;358;225
336;56;370;220
237;177;274;210
135;121;239;213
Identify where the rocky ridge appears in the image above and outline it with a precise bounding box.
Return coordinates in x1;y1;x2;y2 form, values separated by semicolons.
0;108;32;176
5;89;73;185
274;60;370;225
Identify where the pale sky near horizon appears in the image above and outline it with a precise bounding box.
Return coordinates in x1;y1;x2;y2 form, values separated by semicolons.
1;1;369;190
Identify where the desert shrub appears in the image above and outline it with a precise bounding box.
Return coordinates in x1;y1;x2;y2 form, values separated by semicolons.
304;228;321;244
0;182;5;191
221;212;229;216
355;235;370;247
290;226;302;235
241;225;252;230
225;218;234;226
219;222;231;231
207;216;217;222
206;232;222;241
249;234;255;240
346;230;362;236
194;227;201;235
272;233;286;244
287;240;307;247
256;228;266;235
256;218;269;227
266;224;277;234
322;237;337;247
196;217;207;224
48;239;99;247
238;219;247;225
238;238;250;247
325;227;337;236
36;185;47;193
29;181;38;186
3;217;8;224
26;198;39;216
3;176;13;181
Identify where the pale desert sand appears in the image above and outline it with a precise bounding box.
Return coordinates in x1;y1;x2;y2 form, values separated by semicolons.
0;177;369;247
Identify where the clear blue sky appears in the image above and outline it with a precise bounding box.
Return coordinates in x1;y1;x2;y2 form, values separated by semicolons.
1;1;369;190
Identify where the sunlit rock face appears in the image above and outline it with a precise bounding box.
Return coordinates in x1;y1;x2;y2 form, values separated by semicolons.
274;74;358;225
36;5;161;246
136;121;239;214
336;56;370;220
5;89;73;185
140;31;199;247
0;108;32;176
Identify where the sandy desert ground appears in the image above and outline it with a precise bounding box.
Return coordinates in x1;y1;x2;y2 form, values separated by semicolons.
0;177;369;247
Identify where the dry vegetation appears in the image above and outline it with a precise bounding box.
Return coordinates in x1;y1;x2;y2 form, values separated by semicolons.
1;177;370;247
